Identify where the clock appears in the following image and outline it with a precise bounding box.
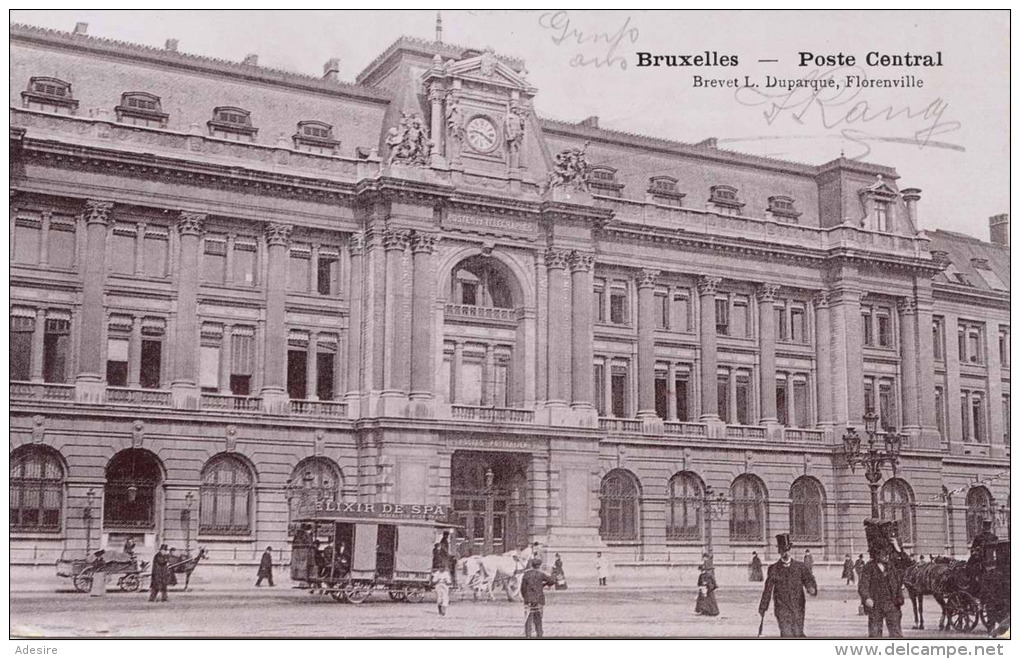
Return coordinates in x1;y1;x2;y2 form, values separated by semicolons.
465;116;498;153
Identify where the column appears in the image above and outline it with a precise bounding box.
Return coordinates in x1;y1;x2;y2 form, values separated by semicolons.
452;341;464;404
128;316;143;388
218;324;232;393
697;276;721;420
76;200;112;400
382;229;410;396
345;233;365;400
569;251;595;409
410;232;438;400
30;309;46;383
309;244;320;293
39;211;51;266
914;279;940;448
261;222;292;410
636;269;660;418
170;211;205;406
757;283;780;424
667;362;678;419
898;297;920;429
428;85;444;165
306;332;319;401
813;292;833;426
483;344;495;406
829;286;865;428
134;223;146;276
224;234;235;285
545;249;570;405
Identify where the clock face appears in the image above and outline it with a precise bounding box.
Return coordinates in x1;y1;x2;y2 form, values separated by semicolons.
466;116;498;152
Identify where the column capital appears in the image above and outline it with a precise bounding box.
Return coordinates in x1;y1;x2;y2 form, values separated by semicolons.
382;228;411;251
265;222;292;247
411;231;440;254
84;200;114;226
828;286;865;305
697;275;722;296
897;297;918;315
428;85;445;103
812;291;830;309
637;269;660;289
176;211;207;236
544;248;570;270
347;232;366;256
756;283;781;303
568;251;595;273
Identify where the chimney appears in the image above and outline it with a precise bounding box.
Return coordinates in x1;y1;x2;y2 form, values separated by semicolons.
579;116;599;129
165;39;179;52
696;137;719;149
323;58;341;83
73;22;88;36
989;213;1009;246
901;188;921;229
243;54;258;66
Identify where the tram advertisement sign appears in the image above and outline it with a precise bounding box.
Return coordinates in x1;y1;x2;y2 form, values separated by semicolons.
305;499;449;520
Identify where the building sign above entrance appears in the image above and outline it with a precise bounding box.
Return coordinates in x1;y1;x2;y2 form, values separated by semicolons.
448;437;531;451
302;500;449;520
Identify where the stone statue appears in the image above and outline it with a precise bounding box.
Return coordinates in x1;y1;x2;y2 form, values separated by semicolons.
504;102;526;155
386;112;433;166
446;98;464;159
546;140;592;192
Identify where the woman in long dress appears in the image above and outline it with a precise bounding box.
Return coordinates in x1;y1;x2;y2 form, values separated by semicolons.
551;553;567;590
694;564;719;616
748;551;764;582
841;553;856;584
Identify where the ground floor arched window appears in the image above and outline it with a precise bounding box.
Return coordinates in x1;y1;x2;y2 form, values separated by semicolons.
666;471;703;541
200;454;254;535
10;445;65;532
789;476;824;543
965;486;994;543
599;469;640;542
730;474;767;542
880;478;914;545
105;449;162;529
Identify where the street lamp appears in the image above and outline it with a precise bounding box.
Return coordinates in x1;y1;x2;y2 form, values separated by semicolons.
702;485;729;560
842;412;902;518
83;488;96;555
181;491;195;554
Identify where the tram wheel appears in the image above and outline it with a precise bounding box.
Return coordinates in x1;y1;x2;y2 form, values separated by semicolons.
388;590;406;602
404;588;426;604
329;590;348;603
345;585;371;605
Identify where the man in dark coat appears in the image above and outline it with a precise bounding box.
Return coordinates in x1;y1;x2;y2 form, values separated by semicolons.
842;554;856;584
749;551;764;582
970;520;998;552
149;544;171;602
859;549;904;637
758;533;818;637
854;554;867;614
803;549;814;575
256;546;274;587
520;558;557;638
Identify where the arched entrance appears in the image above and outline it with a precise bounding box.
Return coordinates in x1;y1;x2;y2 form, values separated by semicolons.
450;451;530;556
104;449;163;530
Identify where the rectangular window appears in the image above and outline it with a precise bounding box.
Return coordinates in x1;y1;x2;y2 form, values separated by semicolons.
440;349;453;403
934;386;945;439
13;219;41;265
593;361;606;416
317;255;339;295
735;372;751;425
877;308;893;347
776;305;788;342
875;202;889;232
674;289;691;332
960;392;970;441
287;349;308;400
48;222;75;269
715;298;729;336
793;378;809;428
654;289;670;329
879;381;896;431
143;231;169;277
202;238;227;283
140;339;162;389
111;226;136;275
675;371;690;422
718;370;730;424
461;359;483;406
732;296;749;337
288;249;311;292
200;345;221;392
971;394;985;443
230;329;254;396
864;378;875;416
106;337;130;387
862;307;874;346
654;370;668;419
1003;395;1011;445
776;376;789;426
998;327;1010;367
43;316;70;383
232;239;257;286
790;307;806;343
967;329;981;363
493;351;511;408
317;352;335;400
593;279;606;322
933;318;945;361
611;363;627;417
958;326;966;362
609;285;627;324
10;313;35;381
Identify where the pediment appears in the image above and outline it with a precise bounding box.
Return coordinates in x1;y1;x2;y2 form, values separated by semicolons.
859;177;898;199
444;52;531;91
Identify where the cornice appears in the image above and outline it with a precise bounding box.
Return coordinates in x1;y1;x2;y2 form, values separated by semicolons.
932;282;1011;310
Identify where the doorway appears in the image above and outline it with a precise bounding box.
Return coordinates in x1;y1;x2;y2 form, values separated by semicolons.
450;451;530;556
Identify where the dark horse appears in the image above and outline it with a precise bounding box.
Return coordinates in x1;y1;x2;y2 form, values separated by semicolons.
168;547;209;591
902;558;968;630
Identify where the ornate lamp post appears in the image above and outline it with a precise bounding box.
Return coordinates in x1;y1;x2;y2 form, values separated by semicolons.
181;491;195;554
842;411;902;518
995;503;1011;539
702;485;729;560
83;488;96;555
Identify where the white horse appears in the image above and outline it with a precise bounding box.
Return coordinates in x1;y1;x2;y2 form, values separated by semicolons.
459;553;526;601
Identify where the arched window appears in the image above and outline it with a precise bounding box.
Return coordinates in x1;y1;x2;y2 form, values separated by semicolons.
730;474;767;542
288;457;343;529
599;469;640;542
880;478;914;545
965;486;994;543
666;472;703;541
451;256;514;308
200;454;254;535
105;449;162;529
789;477;824;543
10;445;65;532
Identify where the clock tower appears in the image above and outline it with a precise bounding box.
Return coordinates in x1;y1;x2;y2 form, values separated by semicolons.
422;47;538;193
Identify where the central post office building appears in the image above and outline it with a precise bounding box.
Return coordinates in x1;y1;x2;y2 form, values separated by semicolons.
10;23;1010;574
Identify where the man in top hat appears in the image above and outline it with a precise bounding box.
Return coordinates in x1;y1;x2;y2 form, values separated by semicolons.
149;544;171;602
256;546;275;587
758;533;818;637
859;546;905;637
970;520;998;552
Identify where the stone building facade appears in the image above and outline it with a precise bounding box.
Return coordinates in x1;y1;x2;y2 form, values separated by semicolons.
9;23;1010;573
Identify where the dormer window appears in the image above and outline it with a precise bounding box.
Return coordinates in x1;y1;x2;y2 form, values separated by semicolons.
648;176;684;208
22;77;78;115
293;120;340;155
589;166;625;198
709;185;744;216
858;176;898;233
768;196;802;223
115;92;168;128
208;106;257;142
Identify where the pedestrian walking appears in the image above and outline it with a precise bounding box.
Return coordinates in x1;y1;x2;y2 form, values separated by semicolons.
149;544;171;602
758;533;818;637
842;553;856;585
89;549;107;598
256;546;275;587
595;551;609;586
749;551;764;582
520;558;557;638
432;541;452;616
803;549;814;575
854;554;867;615
551;553;567;590
694;563;719;616
859;549;904;638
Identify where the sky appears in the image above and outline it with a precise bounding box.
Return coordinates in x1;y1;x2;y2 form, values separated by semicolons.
9;9;1010;241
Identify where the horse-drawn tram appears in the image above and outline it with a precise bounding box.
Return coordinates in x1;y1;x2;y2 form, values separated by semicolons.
290;501;458;604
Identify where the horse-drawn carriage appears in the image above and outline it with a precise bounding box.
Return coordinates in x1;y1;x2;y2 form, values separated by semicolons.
290;504;458;604
941;540;1010;633
56;548;208;593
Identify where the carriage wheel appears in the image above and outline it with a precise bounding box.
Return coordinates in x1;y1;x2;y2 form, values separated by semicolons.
404;588;426;604
329;590;348;603
981;602;1006;632
388;590;407;602
73;568;94;593
345;585;371;605
945;592;980;632
119;573;141;592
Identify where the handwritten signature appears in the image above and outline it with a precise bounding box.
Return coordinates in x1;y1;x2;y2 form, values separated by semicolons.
538;10;639;70
733;66;962;158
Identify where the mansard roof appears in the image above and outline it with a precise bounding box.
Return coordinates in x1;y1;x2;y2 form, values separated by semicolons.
929;229;1010;293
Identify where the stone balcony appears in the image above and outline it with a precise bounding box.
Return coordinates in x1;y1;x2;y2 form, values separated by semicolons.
450;405;535;423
